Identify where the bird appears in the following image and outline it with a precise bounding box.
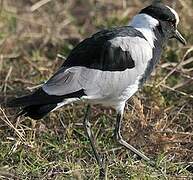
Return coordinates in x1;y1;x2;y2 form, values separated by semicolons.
6;2;186;178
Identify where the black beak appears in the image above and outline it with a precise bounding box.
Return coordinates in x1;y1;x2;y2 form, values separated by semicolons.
174;30;187;45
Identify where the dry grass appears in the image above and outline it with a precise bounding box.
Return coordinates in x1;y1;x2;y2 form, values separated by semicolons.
0;0;193;179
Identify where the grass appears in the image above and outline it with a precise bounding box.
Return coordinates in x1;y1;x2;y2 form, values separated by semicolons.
0;0;193;179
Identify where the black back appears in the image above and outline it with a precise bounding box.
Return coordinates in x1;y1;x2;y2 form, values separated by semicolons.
62;26;146;71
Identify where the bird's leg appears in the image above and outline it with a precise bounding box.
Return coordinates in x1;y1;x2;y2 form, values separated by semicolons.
115;112;154;165
83;105;106;178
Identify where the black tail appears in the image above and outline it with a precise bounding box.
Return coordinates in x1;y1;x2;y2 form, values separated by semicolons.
6;88;85;120
6;88;63;120
6;88;65;107
17;104;57;120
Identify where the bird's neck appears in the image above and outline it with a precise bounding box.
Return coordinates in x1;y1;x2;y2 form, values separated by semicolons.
129;14;163;48
130;14;169;85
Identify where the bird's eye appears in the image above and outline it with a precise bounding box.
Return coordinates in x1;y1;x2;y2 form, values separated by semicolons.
169;21;176;28
172;20;176;26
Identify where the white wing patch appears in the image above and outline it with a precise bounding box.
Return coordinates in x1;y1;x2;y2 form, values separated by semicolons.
109;36;152;71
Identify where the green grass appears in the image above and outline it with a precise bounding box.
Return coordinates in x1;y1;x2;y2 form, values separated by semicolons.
0;123;192;179
0;0;193;179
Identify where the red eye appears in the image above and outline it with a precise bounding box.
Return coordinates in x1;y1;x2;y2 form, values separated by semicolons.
169;21;175;28
171;20;176;26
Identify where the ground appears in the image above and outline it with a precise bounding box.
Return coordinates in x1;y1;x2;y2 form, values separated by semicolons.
0;0;193;179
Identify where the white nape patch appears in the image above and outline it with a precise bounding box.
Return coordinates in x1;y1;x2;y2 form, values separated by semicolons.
129;14;159;47
129;14;159;29
166;6;180;25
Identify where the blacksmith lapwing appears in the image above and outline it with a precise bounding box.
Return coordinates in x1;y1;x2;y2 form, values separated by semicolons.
6;2;186;177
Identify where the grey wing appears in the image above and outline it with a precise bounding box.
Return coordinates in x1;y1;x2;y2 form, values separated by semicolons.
42;36;152;100
42;67;82;96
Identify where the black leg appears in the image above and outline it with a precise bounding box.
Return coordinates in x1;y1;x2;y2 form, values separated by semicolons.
115;113;153;163
83;105;106;179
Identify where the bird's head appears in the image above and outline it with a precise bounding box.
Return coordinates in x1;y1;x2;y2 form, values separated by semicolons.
140;3;187;45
